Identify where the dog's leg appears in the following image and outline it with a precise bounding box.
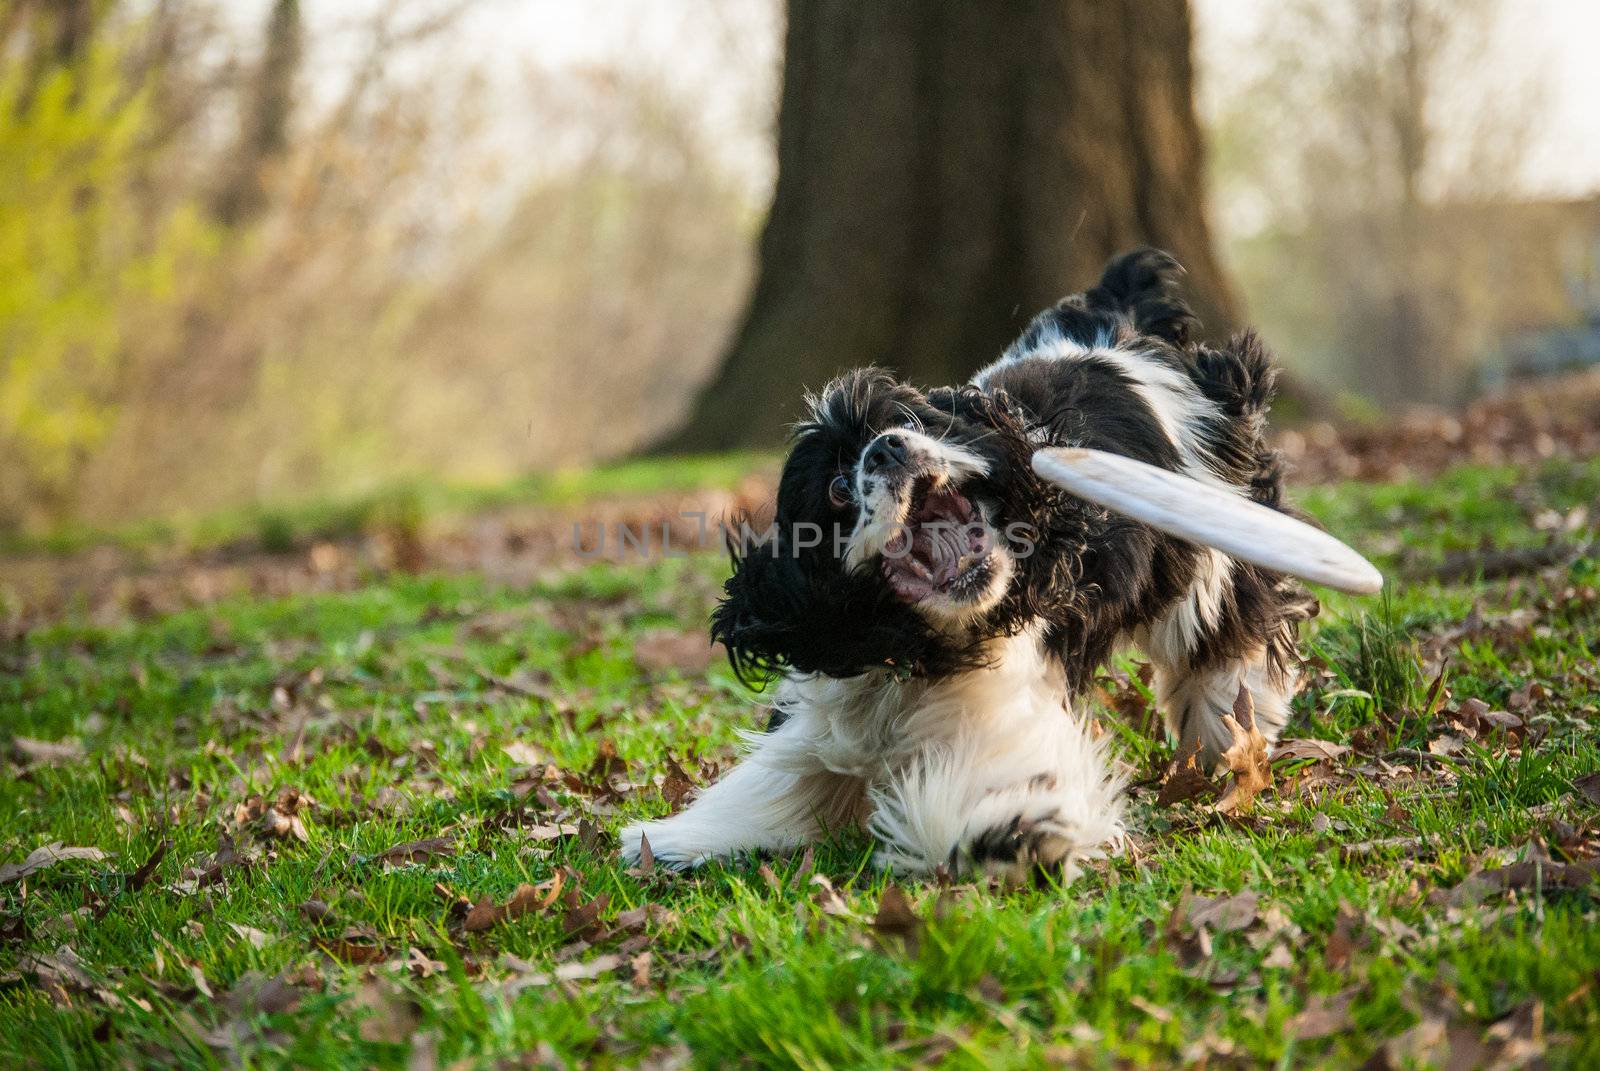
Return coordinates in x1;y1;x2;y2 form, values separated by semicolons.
867;694;1125;885
1151;645;1294;766
1140;551;1313;768
620;717;862;870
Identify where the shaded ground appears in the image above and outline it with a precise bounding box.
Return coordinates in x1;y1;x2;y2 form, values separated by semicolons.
7;369;1600;632
2;406;1600;1068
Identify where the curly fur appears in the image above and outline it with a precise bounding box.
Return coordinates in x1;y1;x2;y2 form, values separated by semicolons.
626;248;1319;881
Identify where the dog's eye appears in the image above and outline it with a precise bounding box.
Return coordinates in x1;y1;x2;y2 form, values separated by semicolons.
828;474;852;508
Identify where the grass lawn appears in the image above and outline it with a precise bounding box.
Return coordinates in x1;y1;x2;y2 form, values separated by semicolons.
3;457;1599;1069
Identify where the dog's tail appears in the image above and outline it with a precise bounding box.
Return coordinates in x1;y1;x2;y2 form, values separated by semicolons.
1084;247;1199;347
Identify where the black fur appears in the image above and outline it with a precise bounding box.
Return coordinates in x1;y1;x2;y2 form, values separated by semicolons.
711;248;1316;696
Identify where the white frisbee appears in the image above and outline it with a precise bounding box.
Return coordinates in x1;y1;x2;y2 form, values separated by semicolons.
1031;447;1383;595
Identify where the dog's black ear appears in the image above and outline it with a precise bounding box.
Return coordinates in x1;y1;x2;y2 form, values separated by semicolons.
711;527;990;685
709;536;794;687
1086;247;1199;347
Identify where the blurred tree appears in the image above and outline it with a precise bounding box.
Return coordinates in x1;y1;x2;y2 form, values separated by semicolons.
0;33;216;528
215;0;302;225
666;0;1236;450
1208;0;1543;405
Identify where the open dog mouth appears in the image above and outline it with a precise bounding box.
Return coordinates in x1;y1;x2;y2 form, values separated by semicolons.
878;474;995;604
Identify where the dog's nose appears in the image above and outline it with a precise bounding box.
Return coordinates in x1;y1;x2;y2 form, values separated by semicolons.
862;434;909;475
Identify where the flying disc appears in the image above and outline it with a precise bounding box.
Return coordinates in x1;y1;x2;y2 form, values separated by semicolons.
1031;447;1383;594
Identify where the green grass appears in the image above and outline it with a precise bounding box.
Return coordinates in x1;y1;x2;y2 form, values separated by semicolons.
3;457;1599;1069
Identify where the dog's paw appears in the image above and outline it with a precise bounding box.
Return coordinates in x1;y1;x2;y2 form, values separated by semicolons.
619;820;710;871
966;812;1090;886
958;782;1122;887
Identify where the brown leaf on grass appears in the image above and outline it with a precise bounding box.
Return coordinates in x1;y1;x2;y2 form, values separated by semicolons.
462;874;565;933
1447;858;1597;906
629;833;655;878
757;863;783;895
229;924;269;950
1506;681;1549;713
0;843;108;885
1188;890;1259;934
0;914;27;945
125;840;170;891
1270;739;1351;764
317;926;388;964
189;832;252;889
220;966;321;1018
871;884;923;952
561;889;612;941
587;740;627;781
18;945;97;998
298;899;332;923
1325;903;1360;971
633;629;721;675
1215;687;1272;815
374;836;454;867
659;755;698;811
630;951;652;988
352;976;421;1044
1290;987;1360;1040
402;946;448;979
613;903;677;934
497;952;625;995
810;874;853;918
1573;772;1600;808
501;741;543;765
234;787;314;842
1163;890;1211;966
1156;747;1216;807
12;736;86;767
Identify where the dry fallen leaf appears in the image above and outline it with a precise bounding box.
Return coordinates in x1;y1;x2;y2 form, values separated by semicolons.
1448;858;1597;906
220;966;320;1018
317;926;388;965
561;889;611;941
497;953;624;995
811;874;853;918
352;976;421;1044
871;884;922;952
0;843;108;885
1324;903;1360;971
125;840;170;892
1290;987;1360;1040
374;836;454;867
1572;772;1600;808
1270;739;1351;764
501;741;543;765
1214;687;1272;815
12;736;86;768
229;923;270;950
462;874;565;932
1188;890;1260;934
659;756;698;811
630;833;655;878
1156;746;1217;807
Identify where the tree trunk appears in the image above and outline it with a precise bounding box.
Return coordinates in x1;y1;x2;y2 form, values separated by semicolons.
215;0;302;225
662;0;1236;452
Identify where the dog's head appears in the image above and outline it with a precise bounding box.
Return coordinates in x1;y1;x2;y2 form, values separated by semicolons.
711;368;1062;682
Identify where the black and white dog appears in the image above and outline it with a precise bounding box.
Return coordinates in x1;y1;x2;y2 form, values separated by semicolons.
622;249;1321;883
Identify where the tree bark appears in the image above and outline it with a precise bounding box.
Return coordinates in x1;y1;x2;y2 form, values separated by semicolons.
663;0;1236;452
216;0;302;225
